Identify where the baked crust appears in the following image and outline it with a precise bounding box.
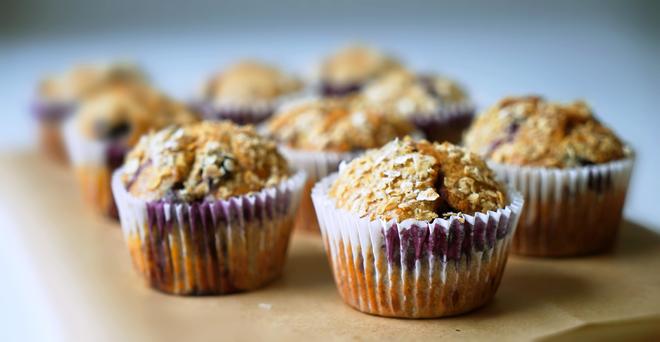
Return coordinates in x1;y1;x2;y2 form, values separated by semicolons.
122;121;289;201
329;137;506;221
464;96;626;167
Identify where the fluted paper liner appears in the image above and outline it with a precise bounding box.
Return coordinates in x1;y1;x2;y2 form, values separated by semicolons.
63;119;126;217
311;174;524;318
279;146;360;234
32;99;75;163
192;91;309;125
112;167;306;295
489;154;634;257
410;101;475;144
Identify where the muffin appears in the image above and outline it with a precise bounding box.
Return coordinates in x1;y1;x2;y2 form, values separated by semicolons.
64;84;197;218
111;121;306;295
194;60;303;124
317;44;402;97
360;69;475;143
266;97;415;233
32;62;148;162
311;138;523;318
464;96;634;257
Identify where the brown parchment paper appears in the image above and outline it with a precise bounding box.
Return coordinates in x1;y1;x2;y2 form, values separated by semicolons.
1;152;659;341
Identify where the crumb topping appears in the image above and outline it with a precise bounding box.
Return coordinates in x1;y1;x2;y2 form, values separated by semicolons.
39;62;147;102
329;137;507;221
266;97;414;152
464;96;626;167
122;121;290;201
319;45;402;86
361;69;468;118
76;84;197;146
202;60;302;105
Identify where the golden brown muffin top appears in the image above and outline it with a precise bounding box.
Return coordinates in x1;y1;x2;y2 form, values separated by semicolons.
463;96;626;168
75;84;197;146
121;121;290;201
361;69;468;117
39;62;147;102
202;60;302;105
266;97;414;153
329;137;506;221
319;45;402;86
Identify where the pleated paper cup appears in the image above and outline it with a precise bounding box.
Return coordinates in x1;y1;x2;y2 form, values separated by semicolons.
112;167;306;295
409;101;475;144
191;90;310;125
63;119;128;218
311;174;524;318
32;99;75;163
278;146;361;234
489;153;634;257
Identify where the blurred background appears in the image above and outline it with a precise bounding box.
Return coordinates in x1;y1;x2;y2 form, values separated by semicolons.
1;0;659;340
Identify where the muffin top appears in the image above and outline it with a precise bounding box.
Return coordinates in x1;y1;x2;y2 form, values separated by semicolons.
266;97;414;153
202;60;302;105
121;121;290;201
75;84;197;146
329;137;507;221
463;96;626;168
361;69;468;117
319;45;402;86
39;62;147;103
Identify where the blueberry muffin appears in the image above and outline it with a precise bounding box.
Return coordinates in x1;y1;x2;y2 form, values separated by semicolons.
464;96;634;256
312;137;523;318
33;62;148;162
194;60;303;124
112;121;306;295
317;44;402;97
64;84;197;218
361;69;474;143
266;97;414;233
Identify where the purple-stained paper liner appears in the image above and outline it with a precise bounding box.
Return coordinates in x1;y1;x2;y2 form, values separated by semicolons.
112;167;306;295
319;81;364;97
488;151;635;257
63;117;131;218
410;101;475;143
311;173;524;318
190;100;275;125
31;99;75;123
190;90;311;125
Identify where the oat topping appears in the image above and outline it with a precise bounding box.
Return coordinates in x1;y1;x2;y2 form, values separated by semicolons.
319;44;402;86
39;62;147;102
361;69;468;118
329;137;507;221
75;84;197;145
266;97;414;152
202;60;302;105
122;121;290;201
464;96;626;167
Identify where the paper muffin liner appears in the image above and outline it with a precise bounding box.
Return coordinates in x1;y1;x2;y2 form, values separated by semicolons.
319;81;364;97
311;174;524;318
409;101;475;144
278;146;362;234
488;154;634;257
63;119;128;218
32;100;76;163
191;90;311;125
111;167;306;295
